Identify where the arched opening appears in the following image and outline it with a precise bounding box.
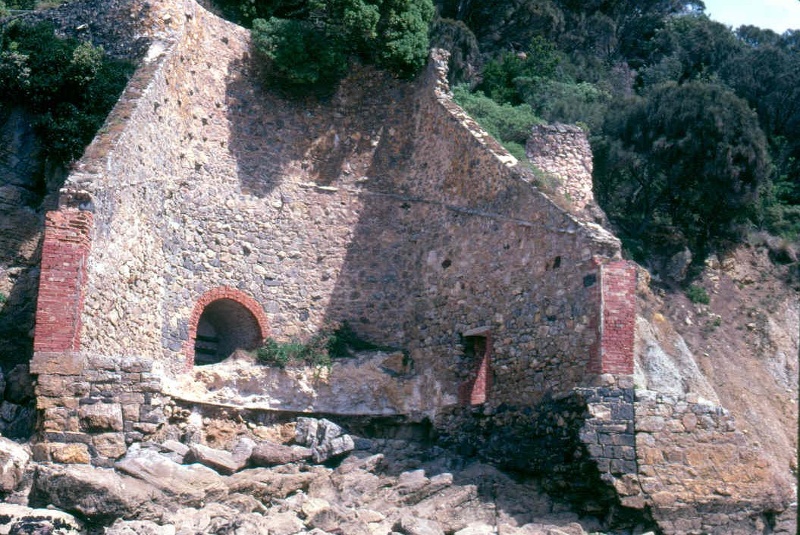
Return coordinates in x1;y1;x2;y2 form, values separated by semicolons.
193;298;263;365
186;287;269;367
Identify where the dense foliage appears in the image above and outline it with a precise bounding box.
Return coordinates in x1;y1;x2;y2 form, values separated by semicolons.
0;20;134;166
439;0;800;266
226;0;434;91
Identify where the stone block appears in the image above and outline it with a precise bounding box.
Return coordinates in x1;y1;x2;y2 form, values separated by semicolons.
92;433;128;459
50;443;91;464
30;352;86;376
79;402;123;432
186;443;245;475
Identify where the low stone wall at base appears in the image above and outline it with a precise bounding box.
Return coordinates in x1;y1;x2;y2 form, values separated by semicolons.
634;390;795;535
434;376;652;530
434;378;797;534
30;352;167;467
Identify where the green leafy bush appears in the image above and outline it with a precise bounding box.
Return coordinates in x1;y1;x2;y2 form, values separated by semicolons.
0;20;134;165
452;84;541;159
256;322;390;368
251;0;434;93
686;284;710;305
251;17;347;90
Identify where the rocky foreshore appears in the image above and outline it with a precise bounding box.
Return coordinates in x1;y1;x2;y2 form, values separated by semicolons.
0;416;651;535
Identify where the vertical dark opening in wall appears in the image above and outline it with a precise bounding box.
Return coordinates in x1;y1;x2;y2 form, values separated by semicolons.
458;328;492;405
193;298;262;365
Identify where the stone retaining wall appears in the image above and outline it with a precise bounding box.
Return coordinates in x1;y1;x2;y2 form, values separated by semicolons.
30;352;165;468
634;390;794;534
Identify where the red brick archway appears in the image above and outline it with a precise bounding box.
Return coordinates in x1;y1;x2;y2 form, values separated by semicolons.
184;287;269;367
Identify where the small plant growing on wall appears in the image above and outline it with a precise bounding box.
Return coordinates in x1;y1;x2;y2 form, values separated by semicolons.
256;322;393;368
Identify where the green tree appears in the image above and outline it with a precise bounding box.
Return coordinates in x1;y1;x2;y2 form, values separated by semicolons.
251;17;348;89
375;0;435;76
0;20;134;165
251;0;434;91
594;81;770;257
637;14;741;88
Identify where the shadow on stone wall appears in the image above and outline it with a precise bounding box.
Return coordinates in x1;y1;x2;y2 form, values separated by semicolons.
224;56;412;198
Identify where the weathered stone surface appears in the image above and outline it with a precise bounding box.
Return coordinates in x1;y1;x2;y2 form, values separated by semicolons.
49;443;90;465
104;519;174;535
115;448;228;507
226;466;323;501
453;524;496;535
29;352;86;377
157;439;189;464
0;503;83;535
526;123;597;216
32;464;160;521
186;443;244;475
78;402;123;432
296;418;355;463
250;440;311;467
396;514;445;535
92;433;127;460
0;438;30;494
163;503;281;535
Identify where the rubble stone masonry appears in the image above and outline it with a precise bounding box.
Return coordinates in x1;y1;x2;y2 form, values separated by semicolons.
25;0;794;531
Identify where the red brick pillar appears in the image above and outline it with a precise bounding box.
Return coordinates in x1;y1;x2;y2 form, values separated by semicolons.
33;210;93;353
589;259;636;375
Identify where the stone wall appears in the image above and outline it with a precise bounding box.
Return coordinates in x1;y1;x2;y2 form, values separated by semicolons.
39;0;627;411
30;351;166;468
28;0;637;468
634;390;794;534
526;123;595;213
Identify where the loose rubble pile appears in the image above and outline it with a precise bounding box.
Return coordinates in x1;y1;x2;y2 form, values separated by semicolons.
0;416;634;535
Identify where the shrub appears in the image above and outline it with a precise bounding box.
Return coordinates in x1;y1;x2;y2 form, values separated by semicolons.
686;284;710;305
452;84;541;151
256;322;392;368
252;17;348;91
250;0;434;93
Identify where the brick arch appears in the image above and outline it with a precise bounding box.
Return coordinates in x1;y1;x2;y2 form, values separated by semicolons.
184;286;270;367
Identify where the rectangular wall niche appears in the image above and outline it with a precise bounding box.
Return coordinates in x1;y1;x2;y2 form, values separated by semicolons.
458;326;492;405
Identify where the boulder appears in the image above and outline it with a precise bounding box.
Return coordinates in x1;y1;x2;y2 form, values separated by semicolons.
0;438;29;494
164;504;285;535
103;519;173;535
32;464;160;522
226;466;323;501
295;418;355;463
0;503;83;535
396;514;445;535
186;443;244;475
156;439;189;464
231;436;256;465
250;440;311;467
115;447;228;507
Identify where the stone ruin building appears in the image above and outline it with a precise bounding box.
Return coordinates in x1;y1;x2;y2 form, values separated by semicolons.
18;0;796;533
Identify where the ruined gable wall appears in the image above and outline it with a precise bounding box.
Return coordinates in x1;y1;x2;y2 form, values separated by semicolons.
47;0;629;410
61;0;252;359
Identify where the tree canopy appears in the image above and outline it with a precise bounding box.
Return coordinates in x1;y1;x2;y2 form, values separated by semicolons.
435;0;800;267
246;0;434;92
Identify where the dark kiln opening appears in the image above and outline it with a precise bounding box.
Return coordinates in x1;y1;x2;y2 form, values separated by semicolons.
192;298;263;365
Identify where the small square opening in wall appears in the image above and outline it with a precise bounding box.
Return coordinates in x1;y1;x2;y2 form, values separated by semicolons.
458;327;492;406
